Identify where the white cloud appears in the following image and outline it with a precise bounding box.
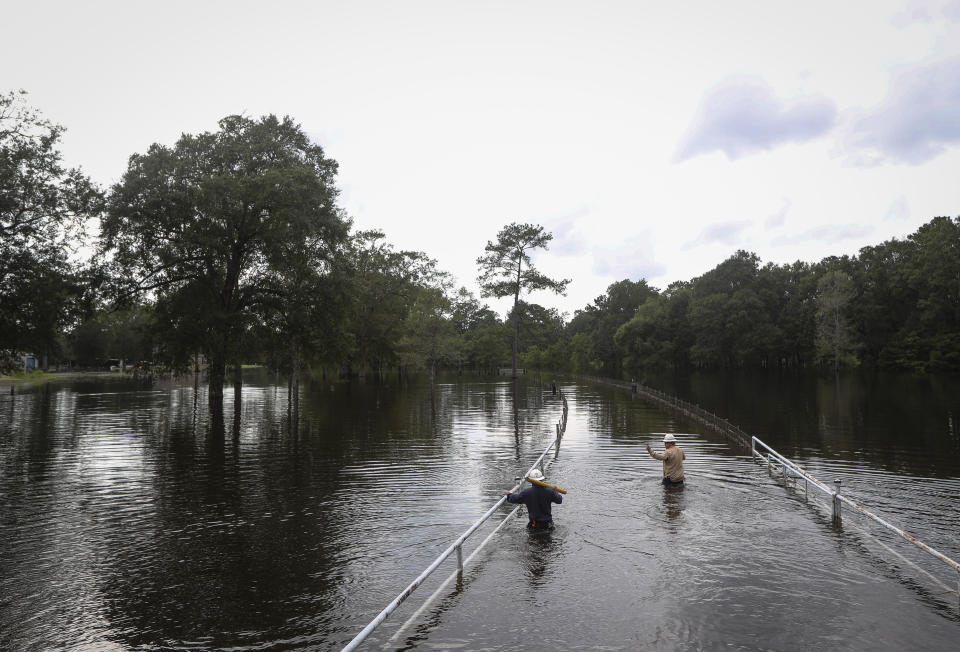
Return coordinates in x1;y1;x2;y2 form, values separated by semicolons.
885;196;910;221
771;224;875;246
947;0;960;20
591;235;666;281
683;221;753;249
545;208;591;257
892;0;960;25
844;56;960;164
765;199;791;229
675;77;837;161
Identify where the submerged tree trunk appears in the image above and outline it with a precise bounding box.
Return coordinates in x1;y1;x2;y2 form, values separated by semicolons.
232;367;242;439
290;343;301;411
512;284;520;379
232;358;243;408
208;350;226;405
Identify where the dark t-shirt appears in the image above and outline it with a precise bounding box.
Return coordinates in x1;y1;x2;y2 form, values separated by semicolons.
506;484;563;522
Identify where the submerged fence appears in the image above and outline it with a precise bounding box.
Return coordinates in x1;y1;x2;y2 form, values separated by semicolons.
584;375;751;447
588;374;960;607
751;435;960;606
341;390;569;651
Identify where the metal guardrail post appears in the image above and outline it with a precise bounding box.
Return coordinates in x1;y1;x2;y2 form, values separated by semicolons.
833;479;842;526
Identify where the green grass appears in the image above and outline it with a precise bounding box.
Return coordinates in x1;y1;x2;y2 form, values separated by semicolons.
0;369;124;383
0;369;55;382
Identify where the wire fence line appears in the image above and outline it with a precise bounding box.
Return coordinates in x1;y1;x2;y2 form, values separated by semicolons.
580;375;752;448
341;390;570;652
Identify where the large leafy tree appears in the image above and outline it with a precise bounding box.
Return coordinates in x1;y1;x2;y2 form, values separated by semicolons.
342;230;439;377
570;279;657;377
908;216;960;368
0;90;101;369
101;114;347;401
815;270;859;371
476;222;569;378
448;288;506;372
254;217;349;396
398;280;459;382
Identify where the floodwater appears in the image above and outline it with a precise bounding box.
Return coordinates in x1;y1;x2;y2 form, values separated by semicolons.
1;371;958;651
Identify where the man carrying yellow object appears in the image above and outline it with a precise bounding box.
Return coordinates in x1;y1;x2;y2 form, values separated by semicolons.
503;469;563;530
646;434;685;486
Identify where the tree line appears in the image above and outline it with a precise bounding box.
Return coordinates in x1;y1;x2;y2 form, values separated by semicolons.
568;224;959;378
0;92;569;395
3;90;958;395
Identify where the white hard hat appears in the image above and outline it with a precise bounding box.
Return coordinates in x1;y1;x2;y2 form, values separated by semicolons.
527;469;545;482
663;434;677;444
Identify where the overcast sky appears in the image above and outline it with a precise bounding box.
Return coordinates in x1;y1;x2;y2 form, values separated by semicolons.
4;0;959;318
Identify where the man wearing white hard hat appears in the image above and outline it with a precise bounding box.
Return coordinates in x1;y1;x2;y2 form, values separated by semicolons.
646;434;685;486
503;468;563;529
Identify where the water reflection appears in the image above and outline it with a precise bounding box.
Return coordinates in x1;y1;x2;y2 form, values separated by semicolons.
661;484;686;530
1;372;958;651
520;529;557;588
644;369;960;478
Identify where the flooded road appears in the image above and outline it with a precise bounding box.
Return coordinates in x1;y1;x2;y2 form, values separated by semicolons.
1;372;958;650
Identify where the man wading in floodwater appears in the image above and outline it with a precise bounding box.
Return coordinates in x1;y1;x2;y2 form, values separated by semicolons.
647;434;685;486
503;469;563;530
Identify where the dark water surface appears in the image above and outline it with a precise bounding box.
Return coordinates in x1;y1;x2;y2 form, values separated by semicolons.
1;371;958;651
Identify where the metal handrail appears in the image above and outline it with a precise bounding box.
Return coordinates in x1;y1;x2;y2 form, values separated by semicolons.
385;499;526;647
750;436;960;584
341;391;569;651
751;436;835;497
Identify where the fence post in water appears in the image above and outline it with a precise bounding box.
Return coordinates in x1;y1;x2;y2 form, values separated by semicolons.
751;437;755;459
456;543;463;575
832;479;843;526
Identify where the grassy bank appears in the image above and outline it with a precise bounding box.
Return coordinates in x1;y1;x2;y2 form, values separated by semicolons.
0;370;129;384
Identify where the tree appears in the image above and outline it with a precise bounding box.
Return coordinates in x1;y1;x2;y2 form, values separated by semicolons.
815;270;859;372
476;222;570;378
573;279;657;377
909;216;960;369
254;221;349;397
0;90;101;369
510;301;564;354
398;282;458;383
449;287;501;373
101;114;346;401
68;306;155;368
568;332;595;374
342;230;439;378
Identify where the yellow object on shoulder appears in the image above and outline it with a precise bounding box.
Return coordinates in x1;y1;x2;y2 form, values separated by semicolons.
527;477;568;494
